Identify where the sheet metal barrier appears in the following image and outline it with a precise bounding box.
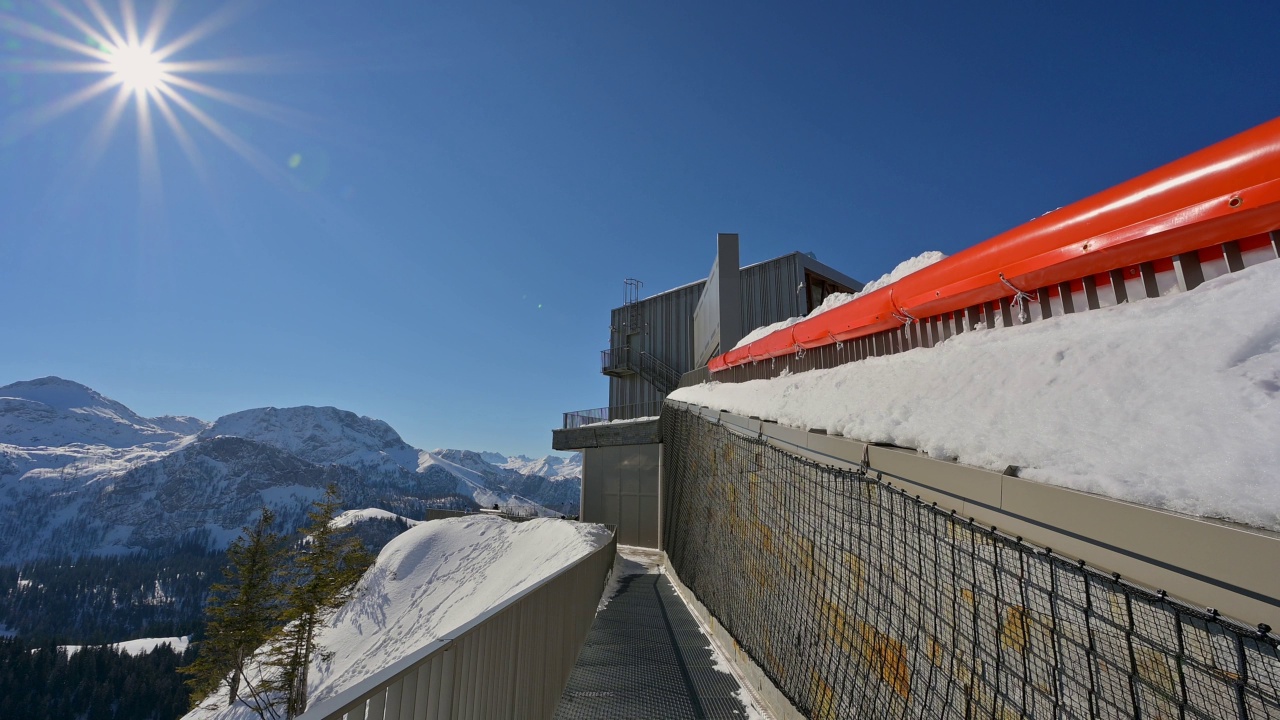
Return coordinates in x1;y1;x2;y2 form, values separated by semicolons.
661;406;1280;719
298;529;617;720
712;117;1280;373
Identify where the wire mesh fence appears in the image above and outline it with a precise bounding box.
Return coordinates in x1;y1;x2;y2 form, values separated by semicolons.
661;407;1280;719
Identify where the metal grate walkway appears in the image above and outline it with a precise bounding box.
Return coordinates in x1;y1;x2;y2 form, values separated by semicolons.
555;563;758;719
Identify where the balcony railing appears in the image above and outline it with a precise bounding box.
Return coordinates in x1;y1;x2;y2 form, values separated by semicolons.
562;401;664;429
600;346;633;376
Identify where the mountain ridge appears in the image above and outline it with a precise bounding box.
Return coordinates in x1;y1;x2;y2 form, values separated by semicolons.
0;378;581;563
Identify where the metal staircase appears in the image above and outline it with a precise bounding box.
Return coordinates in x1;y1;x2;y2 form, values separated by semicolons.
634;351;681;394
599;278;681;394
599;347;681;394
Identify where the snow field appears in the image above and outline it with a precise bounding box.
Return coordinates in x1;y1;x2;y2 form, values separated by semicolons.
674;259;1280;531
61;635;191;657
185;514;612;720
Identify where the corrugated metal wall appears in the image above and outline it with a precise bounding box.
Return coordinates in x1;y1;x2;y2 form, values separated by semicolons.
606;253;860;412
740;254;805;337
608;282;705;411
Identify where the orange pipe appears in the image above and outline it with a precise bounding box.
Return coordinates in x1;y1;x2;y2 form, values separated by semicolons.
713;116;1280;370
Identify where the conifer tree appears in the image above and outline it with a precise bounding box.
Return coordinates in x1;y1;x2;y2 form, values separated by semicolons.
181;507;286;717
267;484;372;718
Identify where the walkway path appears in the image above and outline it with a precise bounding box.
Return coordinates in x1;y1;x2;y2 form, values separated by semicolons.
554;548;765;720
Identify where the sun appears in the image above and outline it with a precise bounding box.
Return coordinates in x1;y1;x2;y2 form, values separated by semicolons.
108;43;166;92
1;0;306;196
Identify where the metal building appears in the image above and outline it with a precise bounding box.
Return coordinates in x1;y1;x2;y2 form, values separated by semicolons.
554;233;862;548
602;234;862;418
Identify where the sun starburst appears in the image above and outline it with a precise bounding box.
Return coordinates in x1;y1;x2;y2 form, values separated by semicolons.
108;42;165;91
0;0;306;197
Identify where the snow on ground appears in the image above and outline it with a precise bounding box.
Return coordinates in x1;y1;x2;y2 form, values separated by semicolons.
592;415;659;427
185;515;611;720
330;508;422;529
62;635;190;657
733;251;947;350
675;259;1280;531
598;546;661;611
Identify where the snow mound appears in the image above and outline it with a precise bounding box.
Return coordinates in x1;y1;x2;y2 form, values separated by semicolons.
185;515;612;719
676;260;1280;531
851;250;948;298
331;508;422;529
733;252;947;351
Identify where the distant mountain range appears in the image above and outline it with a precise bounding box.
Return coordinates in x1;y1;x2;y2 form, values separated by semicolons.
0;377;580;563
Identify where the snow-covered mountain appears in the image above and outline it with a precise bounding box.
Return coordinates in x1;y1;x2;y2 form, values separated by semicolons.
0;377;210;447
488;452;582;481
0;378;582;563
421;449;581;515
201;406;421;475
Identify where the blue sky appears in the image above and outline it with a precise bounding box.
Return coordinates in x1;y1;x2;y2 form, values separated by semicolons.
2;0;1277;457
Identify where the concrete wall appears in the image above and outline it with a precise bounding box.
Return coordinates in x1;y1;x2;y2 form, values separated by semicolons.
552;418;661;451
581;443;662;548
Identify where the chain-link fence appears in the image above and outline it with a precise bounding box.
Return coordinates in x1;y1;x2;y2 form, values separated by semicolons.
661;407;1280;719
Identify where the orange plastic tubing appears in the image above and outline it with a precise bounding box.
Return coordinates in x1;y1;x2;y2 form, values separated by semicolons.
711;116;1280;373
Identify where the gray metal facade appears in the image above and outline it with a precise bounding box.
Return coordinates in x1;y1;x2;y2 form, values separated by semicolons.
606;250;862;414
581;444;661;548
607;282;706;411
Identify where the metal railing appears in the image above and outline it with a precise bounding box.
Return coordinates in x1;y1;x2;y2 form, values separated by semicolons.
298;529;617;720
421;508;542;523
601;346;683;394
561;400;664;429
635;351;682;394
600;346;632;375
677;365;711;389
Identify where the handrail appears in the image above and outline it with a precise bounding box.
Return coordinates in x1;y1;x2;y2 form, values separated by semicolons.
636;351;682;393
600;346;630;373
562;401;664;429
712;116;1280;371
298;527;617;720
